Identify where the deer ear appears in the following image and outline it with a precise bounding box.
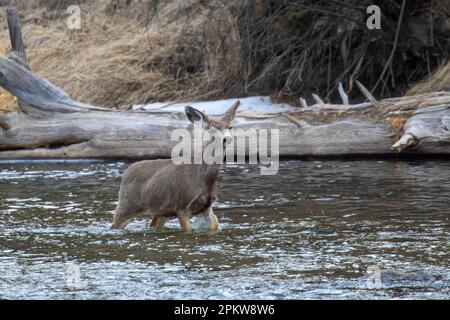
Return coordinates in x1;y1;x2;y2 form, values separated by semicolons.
185;106;209;126
222;100;240;125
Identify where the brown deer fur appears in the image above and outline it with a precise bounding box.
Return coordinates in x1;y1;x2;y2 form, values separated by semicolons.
111;101;240;231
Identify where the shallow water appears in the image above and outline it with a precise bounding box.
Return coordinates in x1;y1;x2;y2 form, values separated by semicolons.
0;160;448;299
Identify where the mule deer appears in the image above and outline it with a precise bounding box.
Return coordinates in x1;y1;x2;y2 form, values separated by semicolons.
111;101;240;231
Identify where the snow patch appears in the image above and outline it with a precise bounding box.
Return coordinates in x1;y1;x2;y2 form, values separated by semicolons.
133;96;294;116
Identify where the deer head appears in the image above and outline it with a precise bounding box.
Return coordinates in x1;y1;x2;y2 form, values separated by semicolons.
185;100;240;149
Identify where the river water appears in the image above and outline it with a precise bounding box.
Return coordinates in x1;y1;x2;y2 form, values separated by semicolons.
0;160;448;299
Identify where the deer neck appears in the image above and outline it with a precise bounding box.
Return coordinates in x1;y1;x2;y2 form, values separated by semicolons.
200;162;221;182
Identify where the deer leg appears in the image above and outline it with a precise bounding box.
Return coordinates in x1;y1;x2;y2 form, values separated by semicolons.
111;211;132;229
203;206;219;232
177;211;192;232
150;216;167;228
111;203;139;229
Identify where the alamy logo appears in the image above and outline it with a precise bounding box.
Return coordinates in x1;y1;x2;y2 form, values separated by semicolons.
66;263;82;290
66;5;81;30
171;127;280;176
366;265;382;289
367;5;381;30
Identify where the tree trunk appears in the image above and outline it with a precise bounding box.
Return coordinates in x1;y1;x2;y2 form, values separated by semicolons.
0;7;449;160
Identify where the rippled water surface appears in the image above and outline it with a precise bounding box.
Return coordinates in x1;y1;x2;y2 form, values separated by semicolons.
0;160;449;299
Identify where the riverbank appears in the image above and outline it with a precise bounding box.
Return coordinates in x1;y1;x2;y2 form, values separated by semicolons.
0;0;449;111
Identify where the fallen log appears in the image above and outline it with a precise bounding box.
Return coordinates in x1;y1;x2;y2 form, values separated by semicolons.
0;7;449;160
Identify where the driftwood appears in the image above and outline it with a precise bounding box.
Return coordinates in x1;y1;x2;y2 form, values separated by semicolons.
0;8;449;160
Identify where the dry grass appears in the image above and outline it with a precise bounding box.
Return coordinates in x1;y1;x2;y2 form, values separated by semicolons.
0;0;448;111
0;40;18;110
0;0;243;108
407;60;450;96
0;89;18;111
